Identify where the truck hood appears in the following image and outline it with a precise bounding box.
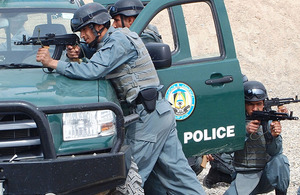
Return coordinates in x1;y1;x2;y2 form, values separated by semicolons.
0;69;102;106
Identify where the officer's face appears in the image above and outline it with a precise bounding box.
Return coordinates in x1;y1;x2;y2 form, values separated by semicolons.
112;15;135;28
79;24;106;44
79;25;95;44
245;100;264;116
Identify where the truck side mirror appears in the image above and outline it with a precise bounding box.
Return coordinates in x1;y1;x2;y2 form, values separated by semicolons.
145;42;171;69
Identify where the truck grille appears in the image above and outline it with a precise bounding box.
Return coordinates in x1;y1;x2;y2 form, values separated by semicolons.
0;113;42;162
0;100;124;162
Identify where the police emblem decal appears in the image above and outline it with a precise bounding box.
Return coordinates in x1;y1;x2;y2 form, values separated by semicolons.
165;82;196;120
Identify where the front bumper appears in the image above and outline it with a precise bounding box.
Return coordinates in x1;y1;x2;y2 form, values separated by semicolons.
0;145;129;195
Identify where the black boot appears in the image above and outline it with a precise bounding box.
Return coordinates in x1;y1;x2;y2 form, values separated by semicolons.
275;189;287;195
203;167;232;189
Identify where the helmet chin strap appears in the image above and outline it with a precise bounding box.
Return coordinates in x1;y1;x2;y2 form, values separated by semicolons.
88;24;106;48
120;15;125;28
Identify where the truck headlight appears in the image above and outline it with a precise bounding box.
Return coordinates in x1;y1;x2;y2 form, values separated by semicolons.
62;110;116;141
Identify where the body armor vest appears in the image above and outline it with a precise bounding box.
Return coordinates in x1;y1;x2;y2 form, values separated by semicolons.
233;122;270;171
140;24;162;44
105;28;160;104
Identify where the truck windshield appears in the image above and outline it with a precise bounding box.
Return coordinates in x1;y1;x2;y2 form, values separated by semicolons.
0;8;75;68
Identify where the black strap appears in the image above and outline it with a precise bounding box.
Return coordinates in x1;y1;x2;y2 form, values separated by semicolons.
111;6;143;14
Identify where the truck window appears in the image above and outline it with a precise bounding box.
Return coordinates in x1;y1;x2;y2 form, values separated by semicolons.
148;1;220;62
182;2;220;60
0;28;6;48
27;13;73;34
146;8;175;51
0;11;75;65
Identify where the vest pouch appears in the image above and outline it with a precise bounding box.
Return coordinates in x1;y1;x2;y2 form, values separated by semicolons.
138;88;157;113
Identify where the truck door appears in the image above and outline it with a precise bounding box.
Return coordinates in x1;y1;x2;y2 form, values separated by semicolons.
131;0;245;157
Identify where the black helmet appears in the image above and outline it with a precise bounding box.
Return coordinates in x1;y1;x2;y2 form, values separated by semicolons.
71;3;111;32
244;81;268;102
109;0;144;18
242;74;248;83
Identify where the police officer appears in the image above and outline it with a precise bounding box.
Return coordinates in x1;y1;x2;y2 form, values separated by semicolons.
224;80;290;195
109;0;162;43
36;3;205;195
66;0;162;63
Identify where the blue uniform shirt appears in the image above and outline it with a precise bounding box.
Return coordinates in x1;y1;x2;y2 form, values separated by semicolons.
56;26;137;80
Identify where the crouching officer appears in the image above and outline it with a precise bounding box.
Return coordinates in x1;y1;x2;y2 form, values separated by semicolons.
36;2;205;194
224;81;290;195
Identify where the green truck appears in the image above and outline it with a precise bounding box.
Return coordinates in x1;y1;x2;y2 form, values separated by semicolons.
0;0;245;194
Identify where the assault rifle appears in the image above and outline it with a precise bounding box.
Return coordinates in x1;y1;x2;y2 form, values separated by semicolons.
246;110;298;143
264;96;300;111
14;33;80;71
247;110;299;121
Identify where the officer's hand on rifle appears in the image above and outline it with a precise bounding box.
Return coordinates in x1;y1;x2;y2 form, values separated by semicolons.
270;121;282;137
246;120;260;134
206;154;214;161
66;45;81;60
36;47;58;69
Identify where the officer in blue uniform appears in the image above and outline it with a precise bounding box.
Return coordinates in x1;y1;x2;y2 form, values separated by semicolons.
224;80;290;195
109;0;162;44
66;0;162;61
36;3;205;195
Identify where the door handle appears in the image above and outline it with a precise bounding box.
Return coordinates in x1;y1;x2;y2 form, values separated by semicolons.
205;75;233;85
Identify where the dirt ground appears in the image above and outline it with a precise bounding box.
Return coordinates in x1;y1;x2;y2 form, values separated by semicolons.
225;0;300;98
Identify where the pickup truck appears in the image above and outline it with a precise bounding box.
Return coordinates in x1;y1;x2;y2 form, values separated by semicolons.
0;0;245;194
